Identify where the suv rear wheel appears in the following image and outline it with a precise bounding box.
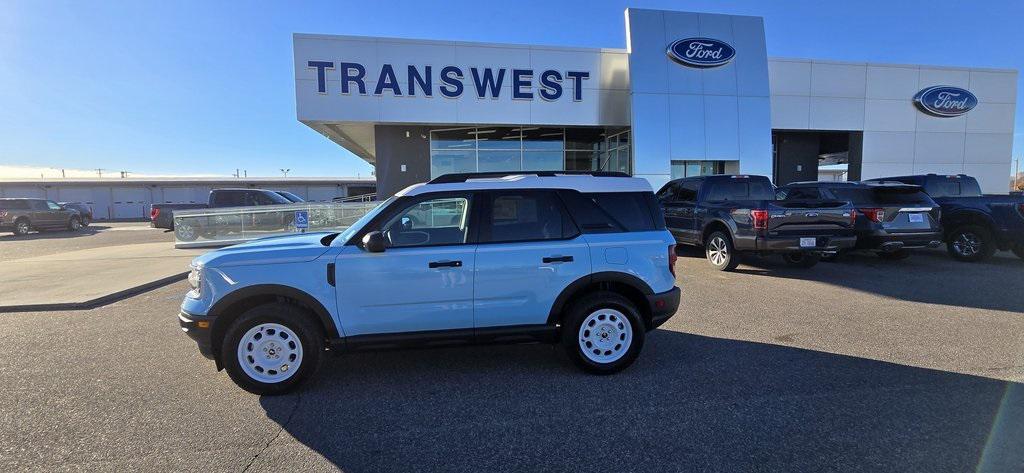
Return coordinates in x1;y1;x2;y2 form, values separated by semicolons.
67;216;82;231
12;218;30;236
705;231;740;271
561;291;645;375
947;225;995;262
222;303;324;395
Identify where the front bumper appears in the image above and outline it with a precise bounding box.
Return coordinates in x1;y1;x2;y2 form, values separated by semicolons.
647;286;681;330
179;310;216;360
757;235;857;253
860;230;943;252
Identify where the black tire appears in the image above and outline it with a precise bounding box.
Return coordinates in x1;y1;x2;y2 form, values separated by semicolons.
12;218;30;236
561;291;645;375
704;231;740;271
221;303;324;395
878;249;911;261
81;216;91;226
175;221;199;241
67;216;82;231
946;225;995;262
1014;244;1024;260
782;252;820;268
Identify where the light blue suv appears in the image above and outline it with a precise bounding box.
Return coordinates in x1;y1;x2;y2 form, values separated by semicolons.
179;172;681;394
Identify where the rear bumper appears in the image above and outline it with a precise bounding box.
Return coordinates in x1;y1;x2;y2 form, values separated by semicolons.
860;230;943;252
647;286;681;330
756;235;857;253
179;309;215;360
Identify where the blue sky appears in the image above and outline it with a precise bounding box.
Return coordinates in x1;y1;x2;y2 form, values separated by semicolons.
2;0;1022;178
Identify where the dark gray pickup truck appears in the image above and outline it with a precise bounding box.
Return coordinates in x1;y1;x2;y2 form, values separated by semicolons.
658;175;857;270
150;188;296;240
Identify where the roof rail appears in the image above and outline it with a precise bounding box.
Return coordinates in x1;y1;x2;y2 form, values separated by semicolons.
427;170;630;184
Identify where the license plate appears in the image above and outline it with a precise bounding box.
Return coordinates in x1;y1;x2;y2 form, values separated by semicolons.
800;237;817;248
909;213;924;223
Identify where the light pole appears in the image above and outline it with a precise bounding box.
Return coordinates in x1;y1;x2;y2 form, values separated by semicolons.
280;168;290;177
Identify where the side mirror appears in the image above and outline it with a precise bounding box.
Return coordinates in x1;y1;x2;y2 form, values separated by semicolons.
361;231;387;253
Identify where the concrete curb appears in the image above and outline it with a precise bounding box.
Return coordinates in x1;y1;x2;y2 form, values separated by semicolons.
0;272;189;313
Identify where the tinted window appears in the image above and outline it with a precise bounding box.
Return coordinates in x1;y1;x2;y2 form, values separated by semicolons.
561;191;656;233
252;192;288;205
676;181;700;201
0;200;30;210
383;196;470;247
783;187;821;200
212;191;245;207
831;187;932;205
705;179;774;201
30;200;49;210
483;191;569;242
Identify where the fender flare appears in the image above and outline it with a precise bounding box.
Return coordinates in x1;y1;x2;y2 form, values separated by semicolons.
546;271;654;325
208;284;340;340
943;209;998;236
700;218;734;242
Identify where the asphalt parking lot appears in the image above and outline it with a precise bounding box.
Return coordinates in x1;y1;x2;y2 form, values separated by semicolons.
1;240;1022;472
0;222;173;262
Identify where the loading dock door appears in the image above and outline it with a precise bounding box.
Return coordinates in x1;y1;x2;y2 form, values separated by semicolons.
112;187;151;219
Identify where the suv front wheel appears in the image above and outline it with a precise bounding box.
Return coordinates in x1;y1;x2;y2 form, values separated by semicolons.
562;291;645;375
222;303;324;395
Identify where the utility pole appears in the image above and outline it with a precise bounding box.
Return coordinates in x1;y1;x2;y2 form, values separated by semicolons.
1015;157;1021;191
95;168;104;178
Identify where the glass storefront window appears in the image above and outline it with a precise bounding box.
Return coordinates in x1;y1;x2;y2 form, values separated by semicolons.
477;150;521;172
523;151;563;171
429;126;631;178
670;160;732;179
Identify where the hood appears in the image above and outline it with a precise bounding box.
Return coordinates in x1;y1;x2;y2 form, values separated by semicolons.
193;232;335;268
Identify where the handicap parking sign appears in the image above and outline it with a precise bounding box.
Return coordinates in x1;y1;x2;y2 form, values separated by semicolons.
294;210;309;230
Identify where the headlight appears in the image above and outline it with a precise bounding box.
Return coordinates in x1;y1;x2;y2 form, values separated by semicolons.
187;265;203;297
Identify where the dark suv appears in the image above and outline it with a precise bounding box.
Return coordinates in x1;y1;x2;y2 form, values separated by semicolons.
778;182;943;260
0;198;84;236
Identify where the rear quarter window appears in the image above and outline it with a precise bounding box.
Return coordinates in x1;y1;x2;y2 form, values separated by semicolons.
562;191;659;233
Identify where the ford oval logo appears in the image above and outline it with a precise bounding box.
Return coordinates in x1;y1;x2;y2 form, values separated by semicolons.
666;38;736;68
913;86;977;117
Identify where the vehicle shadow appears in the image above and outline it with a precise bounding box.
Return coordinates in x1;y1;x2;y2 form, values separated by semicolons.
729;248;1024;313
0;225;111;241
260;332;1024;472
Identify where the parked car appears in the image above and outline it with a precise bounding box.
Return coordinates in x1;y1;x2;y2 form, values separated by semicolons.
868;174;1024;262
658;175;857;270
150;188;297;240
179;171;680;394
777;181;943;260
273;191;305;203
0;198;83;235
58;202;94;226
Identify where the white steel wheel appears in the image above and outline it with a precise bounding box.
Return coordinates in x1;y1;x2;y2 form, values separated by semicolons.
236;323;304;384
578;308;633;364
707;235;729;267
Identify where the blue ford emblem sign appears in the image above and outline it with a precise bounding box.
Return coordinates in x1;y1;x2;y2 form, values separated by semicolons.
913;86;977;117
666;38;735;68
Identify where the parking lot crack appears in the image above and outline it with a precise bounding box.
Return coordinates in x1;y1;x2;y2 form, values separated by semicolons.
242;392;301;472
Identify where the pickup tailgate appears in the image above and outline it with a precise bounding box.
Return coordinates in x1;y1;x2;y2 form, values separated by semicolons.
760;200;856;251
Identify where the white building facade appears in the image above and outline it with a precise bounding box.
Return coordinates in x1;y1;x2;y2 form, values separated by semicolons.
293;8;1018;195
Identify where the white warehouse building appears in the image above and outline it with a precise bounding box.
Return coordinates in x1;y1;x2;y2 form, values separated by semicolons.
293;8;1018;196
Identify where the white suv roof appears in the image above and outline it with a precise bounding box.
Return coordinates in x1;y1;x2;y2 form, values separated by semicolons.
397;172;653;197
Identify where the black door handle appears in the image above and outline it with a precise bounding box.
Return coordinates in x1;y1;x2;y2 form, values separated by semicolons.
429;260;462;268
543;255;574;263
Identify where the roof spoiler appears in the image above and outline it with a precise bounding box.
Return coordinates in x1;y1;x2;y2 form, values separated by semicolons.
428;170;630;184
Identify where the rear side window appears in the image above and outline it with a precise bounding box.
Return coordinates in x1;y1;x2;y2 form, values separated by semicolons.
562;191;657;233
481;191;572;243
0;200;30;210
29;200;49;210
782;187;822;200
706;179;774;201
927;179;961;198
212;191;245;206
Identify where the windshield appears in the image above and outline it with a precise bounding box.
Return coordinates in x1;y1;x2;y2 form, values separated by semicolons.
334;197;395;245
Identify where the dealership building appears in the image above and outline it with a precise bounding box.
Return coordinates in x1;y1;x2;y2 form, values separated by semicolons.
293;8;1018;196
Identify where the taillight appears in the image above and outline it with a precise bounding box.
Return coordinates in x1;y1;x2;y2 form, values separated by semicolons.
751;209;769;230
849;209;857;226
859;208;885;223
150;207;160;220
668;244;677;278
